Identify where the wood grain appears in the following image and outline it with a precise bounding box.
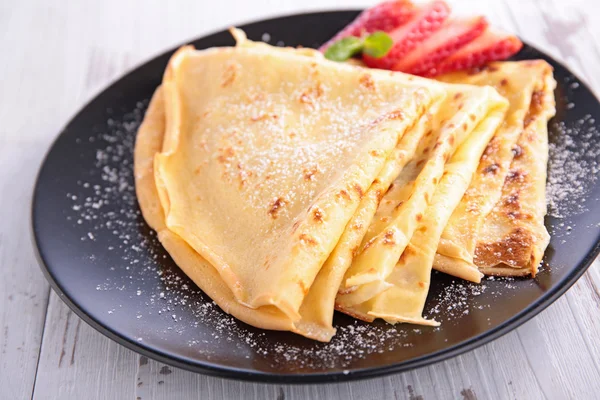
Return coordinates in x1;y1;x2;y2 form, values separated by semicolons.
1;0;599;399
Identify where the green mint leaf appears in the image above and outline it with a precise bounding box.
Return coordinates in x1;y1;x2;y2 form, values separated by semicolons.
324;36;364;61
363;31;393;58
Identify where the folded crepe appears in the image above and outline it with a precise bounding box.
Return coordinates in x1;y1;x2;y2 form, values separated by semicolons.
433;61;556;280
335;93;508;323
335;83;508;311
474;69;556;276
135;30;448;341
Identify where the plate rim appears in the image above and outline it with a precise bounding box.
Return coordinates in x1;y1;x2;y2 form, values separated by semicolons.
31;10;600;384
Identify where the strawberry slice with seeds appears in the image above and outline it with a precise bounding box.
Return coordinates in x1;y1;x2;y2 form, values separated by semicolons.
430;29;523;76
394;16;488;76
362;0;451;70
319;1;416;52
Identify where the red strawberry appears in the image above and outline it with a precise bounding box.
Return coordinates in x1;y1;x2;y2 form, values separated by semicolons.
362;1;451;70
430;29;523;76
394;16;488;76
319;1;416;52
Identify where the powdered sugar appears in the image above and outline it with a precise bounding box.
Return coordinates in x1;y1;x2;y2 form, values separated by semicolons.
547;114;600;218
58;71;600;371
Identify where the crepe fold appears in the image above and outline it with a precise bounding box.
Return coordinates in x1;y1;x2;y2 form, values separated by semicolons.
135;31;450;341
432;61;556;280
335;86;508;323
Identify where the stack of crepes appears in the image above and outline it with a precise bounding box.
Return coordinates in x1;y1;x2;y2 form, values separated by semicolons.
134;29;556;342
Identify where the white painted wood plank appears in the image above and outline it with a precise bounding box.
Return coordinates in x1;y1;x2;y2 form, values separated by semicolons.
0;2;62;398
32;294;138;400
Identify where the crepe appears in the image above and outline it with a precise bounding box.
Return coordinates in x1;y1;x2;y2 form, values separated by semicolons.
137;31;447;341
433;61;555;280
335;93;508;322
136;88;295;330
335;83;507;310
474;70;556;276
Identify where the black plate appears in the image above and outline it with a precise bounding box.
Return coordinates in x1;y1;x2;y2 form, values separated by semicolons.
32;11;600;383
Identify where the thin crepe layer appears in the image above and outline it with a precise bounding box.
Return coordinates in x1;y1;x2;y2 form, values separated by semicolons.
135;88;294;331
147;36;445;340
295;99;442;338
335;83;505;309
433;61;554;282
336;99;508;323
474;70;556;276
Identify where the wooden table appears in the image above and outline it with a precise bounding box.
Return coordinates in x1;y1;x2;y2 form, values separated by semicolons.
2;0;599;398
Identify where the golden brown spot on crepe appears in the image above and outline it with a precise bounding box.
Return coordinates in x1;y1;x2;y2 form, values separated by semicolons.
444;152;451;162
288;131;297;139
505;192;520;206
383;230;396;246
250;113;278;122
297;280;309;295
268;197;288;219
449;135;455;145
398;245;416;263
217;147;235;163
337;189;352;202
458;103;464;111
524;90;545;127
237;162;252;187
303;165;318;181
512;144;524;158
380;216;391;224
363;238;376;251
299;83;324;107
373;178;381;185
352;221;363;231
312;207;324;223
500;78;509;87
375;189;384;202
422;146;430;154
425;129;433;137
299;233;317;246
417;225;428;233
351;246;360;259
194;166;202;175
353;183;365;199
462;122;468;131
483;163;500;175
416;159;425;168
475;228;534;268
416;213;423;222
454;92;463;100
418;282;425;288
291;220;301;233
359;73;375;90
506;169;526;183
469;64;499;75
432;177;438;184
424;192;430;203
370;149;384;157
394;201;404;212
221;62;239;87
263;255;274;270
469;114;476;122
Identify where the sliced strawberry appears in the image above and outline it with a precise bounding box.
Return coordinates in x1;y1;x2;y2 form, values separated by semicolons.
319;1;416;52
362;1;451;70
394;16;488;76
430;29;523;76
